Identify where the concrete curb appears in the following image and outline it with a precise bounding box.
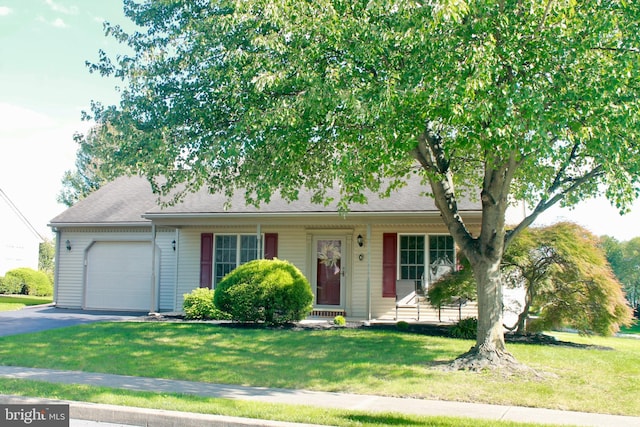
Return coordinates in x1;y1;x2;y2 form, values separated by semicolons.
1;395;327;427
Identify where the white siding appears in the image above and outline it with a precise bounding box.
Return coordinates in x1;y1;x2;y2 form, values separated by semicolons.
55;227;177;312
156;230;177;311
175;227;203;309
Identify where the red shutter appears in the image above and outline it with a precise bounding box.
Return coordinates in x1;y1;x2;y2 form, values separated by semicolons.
382;233;397;297
264;233;278;259
200;233;213;289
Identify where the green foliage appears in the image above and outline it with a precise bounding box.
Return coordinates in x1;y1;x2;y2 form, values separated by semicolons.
333;315;346;326
213;259;313;325
0;268;52;297
504;222;634;336
601;236;640;314
88;1;640;212
58;124;121;207
38;239;55;284
427;256;476;309
450;317;477;340
396;321;410;331
182;288;229;320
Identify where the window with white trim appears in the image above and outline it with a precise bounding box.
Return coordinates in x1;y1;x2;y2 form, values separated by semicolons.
214;234;262;286
399;234;455;290
428;235;456;283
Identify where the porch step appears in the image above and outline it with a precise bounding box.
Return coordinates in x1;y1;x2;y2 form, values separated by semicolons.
310;309;346;318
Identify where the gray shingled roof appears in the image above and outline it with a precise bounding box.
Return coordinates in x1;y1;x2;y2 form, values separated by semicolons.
49;176;157;225
49;174;481;225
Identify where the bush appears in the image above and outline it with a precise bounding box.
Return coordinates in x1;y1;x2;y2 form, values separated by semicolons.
0;268;52;296
214;259;313;325
182;288;230;320
450;317;477;339
333;315;346;326
396;320;410;331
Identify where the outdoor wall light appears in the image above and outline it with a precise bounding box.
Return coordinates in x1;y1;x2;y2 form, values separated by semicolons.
65;240;71;251
357;234;364;247
172;240;176;251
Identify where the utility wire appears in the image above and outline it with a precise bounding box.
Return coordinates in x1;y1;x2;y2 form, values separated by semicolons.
0;187;46;242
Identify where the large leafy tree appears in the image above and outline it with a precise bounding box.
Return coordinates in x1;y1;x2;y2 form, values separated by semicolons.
601;236;640;314
89;0;640;368
58;123;122;207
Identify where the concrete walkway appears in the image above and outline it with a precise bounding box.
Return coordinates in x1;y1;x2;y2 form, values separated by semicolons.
1;366;639;427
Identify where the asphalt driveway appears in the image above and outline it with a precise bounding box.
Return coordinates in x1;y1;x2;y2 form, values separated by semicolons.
0;305;147;337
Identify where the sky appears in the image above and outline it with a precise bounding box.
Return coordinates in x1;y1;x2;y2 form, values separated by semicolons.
1;0;640;242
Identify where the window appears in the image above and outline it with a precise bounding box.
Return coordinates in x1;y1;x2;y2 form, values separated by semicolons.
399;235;425;283
428;235;455;282
214;234;261;286
398;234;455;289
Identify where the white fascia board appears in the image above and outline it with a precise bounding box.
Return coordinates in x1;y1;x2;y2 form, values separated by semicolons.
48;221;152;229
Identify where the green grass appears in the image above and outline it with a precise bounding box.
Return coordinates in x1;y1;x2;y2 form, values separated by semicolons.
0;323;638;420
0;379;551;427
620;318;640;335
0;295;52;311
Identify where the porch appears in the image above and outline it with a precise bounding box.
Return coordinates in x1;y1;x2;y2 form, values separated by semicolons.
308;300;478;324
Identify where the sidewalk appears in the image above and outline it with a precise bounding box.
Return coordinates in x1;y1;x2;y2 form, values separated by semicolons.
1;365;639;427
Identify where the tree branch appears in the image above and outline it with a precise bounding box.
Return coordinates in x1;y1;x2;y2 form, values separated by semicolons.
506;165;605;247
411;126;475;254
536;0;555;36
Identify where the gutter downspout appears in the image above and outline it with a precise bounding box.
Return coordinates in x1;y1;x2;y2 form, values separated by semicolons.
366;223;372;321
173;228;180;312
150;224;157;314
53;228;61;306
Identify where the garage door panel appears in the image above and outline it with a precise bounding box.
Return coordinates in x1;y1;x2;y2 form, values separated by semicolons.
86;241;152;311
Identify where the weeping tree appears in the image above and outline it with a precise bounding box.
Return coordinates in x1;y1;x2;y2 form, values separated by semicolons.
502;222;633;336
86;0;640;369
429;222;633;337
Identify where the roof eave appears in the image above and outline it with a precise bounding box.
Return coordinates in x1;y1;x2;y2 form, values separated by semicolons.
141;210;482;220
48;221;151;229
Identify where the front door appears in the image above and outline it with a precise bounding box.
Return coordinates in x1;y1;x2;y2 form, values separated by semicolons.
315;238;343;306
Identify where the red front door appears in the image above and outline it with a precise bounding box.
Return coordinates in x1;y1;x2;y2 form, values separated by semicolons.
316;239;342;306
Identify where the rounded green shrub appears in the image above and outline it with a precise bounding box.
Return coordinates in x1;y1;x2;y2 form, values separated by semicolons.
214;259;313;325
450;317;477;339
333;315;346;326
0;268;52;296
396;320;410;331
182;287;230;320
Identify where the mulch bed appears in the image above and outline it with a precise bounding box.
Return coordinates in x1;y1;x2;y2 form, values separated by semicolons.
142;313;613;350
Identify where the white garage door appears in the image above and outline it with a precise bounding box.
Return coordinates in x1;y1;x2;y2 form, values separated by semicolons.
85;241;152;311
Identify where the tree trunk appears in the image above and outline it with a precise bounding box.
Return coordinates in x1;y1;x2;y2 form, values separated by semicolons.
447;255;522;371
475;258;507;352
412;135;525;371
514;283;534;334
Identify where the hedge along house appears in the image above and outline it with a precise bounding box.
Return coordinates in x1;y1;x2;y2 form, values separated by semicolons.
49;174;482;320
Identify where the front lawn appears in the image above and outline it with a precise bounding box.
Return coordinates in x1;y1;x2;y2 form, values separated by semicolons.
0;322;638;418
0;295;52;311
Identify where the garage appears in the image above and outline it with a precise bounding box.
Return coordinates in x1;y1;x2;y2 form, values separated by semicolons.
85;241;153;311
